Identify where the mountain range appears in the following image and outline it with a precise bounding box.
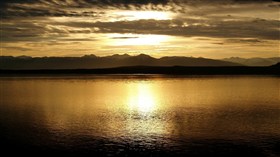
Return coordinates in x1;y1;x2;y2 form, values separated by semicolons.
0;54;241;69
0;54;278;69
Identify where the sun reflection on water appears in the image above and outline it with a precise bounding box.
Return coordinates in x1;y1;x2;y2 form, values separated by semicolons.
122;81;170;140
127;82;157;113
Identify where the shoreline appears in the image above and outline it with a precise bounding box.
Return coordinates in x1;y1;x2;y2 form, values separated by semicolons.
0;66;279;76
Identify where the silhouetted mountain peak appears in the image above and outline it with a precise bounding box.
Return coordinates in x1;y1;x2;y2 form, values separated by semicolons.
228;57;242;59
17;55;32;59
110;53;131;59
135;54;154;59
160;56;191;60
82;54;97;58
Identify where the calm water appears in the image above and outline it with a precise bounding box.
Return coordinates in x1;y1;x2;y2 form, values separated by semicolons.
0;75;279;156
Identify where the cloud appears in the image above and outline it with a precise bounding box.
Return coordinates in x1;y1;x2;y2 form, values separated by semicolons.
226;39;264;43
1;0;279;58
111;37;139;39
1;0;278;18
1;0;279;42
2;46;31;51
1;15;279;44
1;20;48;42
56;17;279;40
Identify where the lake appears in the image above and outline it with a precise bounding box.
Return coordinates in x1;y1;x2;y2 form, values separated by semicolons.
0;75;279;156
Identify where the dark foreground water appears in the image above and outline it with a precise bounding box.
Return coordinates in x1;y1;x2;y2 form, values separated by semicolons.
0;75;279;156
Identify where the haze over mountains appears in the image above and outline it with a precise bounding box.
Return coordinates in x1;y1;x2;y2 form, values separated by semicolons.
0;54;278;69
223;57;280;66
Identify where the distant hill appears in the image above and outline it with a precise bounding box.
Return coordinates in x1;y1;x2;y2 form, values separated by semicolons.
223;57;280;66
0;54;241;70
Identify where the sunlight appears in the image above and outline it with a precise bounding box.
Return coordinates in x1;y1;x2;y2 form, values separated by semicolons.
128;82;157;113
113;10;173;21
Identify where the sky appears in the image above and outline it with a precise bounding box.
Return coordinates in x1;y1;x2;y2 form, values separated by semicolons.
1;0;279;58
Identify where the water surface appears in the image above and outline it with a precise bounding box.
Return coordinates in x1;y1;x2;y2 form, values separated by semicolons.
0;75;279;156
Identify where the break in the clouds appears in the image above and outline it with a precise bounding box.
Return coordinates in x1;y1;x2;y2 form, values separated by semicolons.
1;0;279;58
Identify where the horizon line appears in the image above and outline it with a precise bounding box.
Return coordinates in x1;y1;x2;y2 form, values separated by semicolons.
1;53;279;59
